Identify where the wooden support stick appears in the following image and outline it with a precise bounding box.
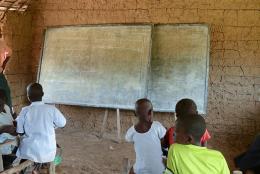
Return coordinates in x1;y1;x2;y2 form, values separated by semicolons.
48;162;55;174
0;154;3;172
100;109;108;138
0;160;33;174
116;108;121;142
122;158;130;174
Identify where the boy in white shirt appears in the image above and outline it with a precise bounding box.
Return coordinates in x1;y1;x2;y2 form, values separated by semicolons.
125;98;166;174
16;83;66;173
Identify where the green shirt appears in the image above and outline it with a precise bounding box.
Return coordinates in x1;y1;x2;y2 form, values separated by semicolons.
0;73;12;108
165;144;230;174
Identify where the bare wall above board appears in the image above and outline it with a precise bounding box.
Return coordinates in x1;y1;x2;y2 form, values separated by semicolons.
38;24;209;113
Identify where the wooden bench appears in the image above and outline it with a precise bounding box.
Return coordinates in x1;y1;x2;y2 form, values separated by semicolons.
0;139;55;174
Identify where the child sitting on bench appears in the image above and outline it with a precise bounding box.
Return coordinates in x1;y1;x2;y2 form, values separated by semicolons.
16;83;66;173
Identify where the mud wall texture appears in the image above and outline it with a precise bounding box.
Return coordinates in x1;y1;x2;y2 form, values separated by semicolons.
28;0;260;168
3;12;32;112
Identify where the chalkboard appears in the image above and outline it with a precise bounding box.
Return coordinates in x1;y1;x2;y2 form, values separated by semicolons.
38;25;152;109
148;25;209;113
38;24;209;113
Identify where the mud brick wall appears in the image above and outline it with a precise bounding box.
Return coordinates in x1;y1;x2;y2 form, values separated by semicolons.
29;0;260;169
3;12;33;112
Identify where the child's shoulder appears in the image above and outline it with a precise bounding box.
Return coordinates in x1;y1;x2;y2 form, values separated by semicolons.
126;125;135;133
152;121;165;128
27;103;57;110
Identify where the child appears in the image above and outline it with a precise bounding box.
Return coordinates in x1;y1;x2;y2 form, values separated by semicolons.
164;114;229;174
0;97;17;169
16;83;66;173
125;98;166;174
163;98;211;153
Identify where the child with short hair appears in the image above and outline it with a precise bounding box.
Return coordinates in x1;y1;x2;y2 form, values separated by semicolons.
164;114;229;174
16;83;66;173
125;98;166;174
163;98;211;153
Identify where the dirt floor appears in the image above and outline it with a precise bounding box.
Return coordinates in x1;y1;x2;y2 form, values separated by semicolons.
52;128;247;173
55;131;135;174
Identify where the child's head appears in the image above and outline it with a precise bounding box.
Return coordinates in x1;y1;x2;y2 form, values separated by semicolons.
135;98;153;123
0;89;7;104
174;114;206;146
27;83;44;102
175;98;198;118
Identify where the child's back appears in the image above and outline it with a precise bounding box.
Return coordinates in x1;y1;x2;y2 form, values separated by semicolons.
126;121;165;174
166;144;229;174
16;83;66;163
164;114;229;174
16;101;66;163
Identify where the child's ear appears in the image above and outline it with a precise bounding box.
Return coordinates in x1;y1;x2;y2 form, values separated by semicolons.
134;111;137;117
148;109;152;115
187;135;193;144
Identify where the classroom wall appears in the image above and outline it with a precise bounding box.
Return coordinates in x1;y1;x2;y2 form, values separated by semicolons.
3;12;32;112
29;0;260;168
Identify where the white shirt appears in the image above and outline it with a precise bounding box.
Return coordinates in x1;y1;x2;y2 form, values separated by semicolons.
16;101;66;163
0;104;16;155
125;121;166;174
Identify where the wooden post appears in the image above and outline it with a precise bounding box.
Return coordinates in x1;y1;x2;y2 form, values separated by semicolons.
48;162;55;174
116;108;121;142
0;153;3;172
100;109;108;138
122;158;130;174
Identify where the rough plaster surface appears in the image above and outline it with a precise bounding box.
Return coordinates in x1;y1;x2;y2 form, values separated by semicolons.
3;12;32;112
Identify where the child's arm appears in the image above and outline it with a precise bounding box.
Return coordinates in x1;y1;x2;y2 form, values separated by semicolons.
0;125;17;135
201;129;211;147
16;108;28;134
164;146;176;174
161;129;169;149
53;108;66;128
201;141;207;147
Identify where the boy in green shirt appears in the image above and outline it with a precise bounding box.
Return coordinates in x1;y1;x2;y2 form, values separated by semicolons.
164;114;229;174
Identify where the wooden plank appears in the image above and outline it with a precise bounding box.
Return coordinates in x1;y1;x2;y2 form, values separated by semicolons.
116;109;121;142
99;109;108;138
0;138;18;172
0;160;33;174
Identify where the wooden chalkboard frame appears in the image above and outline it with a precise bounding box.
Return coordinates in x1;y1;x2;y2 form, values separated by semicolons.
37;24;153;110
